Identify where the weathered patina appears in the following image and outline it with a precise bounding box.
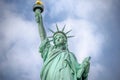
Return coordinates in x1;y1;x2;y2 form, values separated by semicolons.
33;0;91;80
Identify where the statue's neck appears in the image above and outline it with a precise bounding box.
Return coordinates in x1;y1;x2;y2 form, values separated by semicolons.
54;44;67;50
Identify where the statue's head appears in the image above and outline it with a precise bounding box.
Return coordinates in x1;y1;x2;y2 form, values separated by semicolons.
49;24;74;47
53;32;67;46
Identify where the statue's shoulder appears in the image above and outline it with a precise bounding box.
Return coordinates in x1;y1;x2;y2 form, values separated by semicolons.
68;51;77;60
68;51;75;56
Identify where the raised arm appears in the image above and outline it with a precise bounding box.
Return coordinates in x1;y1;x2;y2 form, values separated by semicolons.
33;0;46;42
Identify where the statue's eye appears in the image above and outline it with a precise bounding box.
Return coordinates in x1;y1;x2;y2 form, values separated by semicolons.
55;37;57;39
55;36;58;40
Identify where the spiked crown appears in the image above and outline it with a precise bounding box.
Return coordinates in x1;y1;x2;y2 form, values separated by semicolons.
48;24;74;39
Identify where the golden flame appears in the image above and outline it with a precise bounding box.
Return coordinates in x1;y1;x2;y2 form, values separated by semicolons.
35;0;43;5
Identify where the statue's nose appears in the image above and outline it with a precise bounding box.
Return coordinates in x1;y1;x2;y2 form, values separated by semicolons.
57;39;60;41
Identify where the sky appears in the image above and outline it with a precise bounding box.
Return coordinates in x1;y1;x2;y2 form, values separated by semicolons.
0;0;120;80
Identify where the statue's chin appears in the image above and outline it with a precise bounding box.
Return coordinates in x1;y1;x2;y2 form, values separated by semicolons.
55;43;66;47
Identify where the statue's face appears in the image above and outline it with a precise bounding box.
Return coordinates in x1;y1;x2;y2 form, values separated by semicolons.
53;33;67;46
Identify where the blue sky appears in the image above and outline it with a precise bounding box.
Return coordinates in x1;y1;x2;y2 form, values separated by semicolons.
0;0;120;80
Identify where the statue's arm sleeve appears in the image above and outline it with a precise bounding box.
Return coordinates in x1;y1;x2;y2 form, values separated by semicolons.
35;9;46;42
39;38;51;61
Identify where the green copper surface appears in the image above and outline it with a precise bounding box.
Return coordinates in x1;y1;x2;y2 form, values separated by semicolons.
33;3;90;80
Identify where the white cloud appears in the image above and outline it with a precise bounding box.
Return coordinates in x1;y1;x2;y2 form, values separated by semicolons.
0;2;42;80
0;0;114;80
49;0;74;17
47;0;113;20
89;63;107;80
74;0;113;18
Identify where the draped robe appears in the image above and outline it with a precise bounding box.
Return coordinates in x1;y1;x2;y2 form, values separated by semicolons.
39;38;89;80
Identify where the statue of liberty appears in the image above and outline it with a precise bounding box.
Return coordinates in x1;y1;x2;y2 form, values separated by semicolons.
33;0;91;80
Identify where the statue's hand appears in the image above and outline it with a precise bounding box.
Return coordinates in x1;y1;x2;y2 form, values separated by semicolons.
35;9;41;23
77;57;91;78
82;56;91;69
82;57;91;78
35;13;40;23
83;61;90;69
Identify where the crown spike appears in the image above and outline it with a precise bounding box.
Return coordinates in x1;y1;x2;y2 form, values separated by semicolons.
65;29;72;34
56;24;59;31
48;36;53;38
48;28;55;33
62;25;66;32
67;36;75;38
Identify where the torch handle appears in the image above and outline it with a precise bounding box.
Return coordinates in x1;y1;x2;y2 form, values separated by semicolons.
33;1;47;42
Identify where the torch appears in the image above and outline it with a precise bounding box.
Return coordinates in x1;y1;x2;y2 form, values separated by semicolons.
33;0;44;13
33;0;46;41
